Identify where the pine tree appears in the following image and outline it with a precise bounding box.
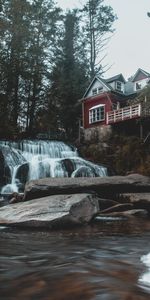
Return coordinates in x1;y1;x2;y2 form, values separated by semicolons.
82;0;117;78
48;10;89;140
20;0;61;133
0;0;31;133
0;0;61;136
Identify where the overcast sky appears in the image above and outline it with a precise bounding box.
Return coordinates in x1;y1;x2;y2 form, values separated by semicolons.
56;0;150;80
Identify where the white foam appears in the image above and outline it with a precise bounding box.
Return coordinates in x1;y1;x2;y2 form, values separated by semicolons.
139;253;150;288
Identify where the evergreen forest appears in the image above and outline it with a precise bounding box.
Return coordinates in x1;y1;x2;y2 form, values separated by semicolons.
0;0;116;140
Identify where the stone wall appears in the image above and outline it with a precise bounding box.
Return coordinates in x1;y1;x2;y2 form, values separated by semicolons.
83;125;112;142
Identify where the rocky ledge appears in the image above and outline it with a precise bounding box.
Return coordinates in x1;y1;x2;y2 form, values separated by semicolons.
0;174;150;228
24;173;150;201
0;194;99;228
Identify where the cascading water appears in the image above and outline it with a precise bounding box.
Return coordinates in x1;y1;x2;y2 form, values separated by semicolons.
0;140;108;194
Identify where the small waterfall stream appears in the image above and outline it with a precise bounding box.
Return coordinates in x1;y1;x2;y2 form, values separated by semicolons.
0;140;108;194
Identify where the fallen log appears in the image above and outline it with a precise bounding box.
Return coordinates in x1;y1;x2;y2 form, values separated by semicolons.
97;209;148;219
98;203;133;214
117;193;150;214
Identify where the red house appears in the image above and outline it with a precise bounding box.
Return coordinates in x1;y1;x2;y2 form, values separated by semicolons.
81;69;150;141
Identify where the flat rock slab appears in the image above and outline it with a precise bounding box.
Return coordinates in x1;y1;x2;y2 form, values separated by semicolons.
0;193;99;228
0;197;8;207
24;174;150;201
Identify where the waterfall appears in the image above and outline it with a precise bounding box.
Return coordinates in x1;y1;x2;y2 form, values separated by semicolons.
0;140;108;194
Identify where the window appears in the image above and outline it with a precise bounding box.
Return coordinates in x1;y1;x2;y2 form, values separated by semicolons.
112;103;117;110
136;82;142;90
116;81;122;92
89;104;105;124
98;87;103;93
92;88;97;95
92;87;103;95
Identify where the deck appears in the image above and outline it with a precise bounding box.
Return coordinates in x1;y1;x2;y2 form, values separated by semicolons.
106;104;141;125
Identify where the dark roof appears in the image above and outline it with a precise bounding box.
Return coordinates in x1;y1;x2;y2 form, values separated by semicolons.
106;73;126;83
97;76;113;91
83;73;127;98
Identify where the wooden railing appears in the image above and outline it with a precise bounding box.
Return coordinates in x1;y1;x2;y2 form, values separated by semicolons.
106;104;141;125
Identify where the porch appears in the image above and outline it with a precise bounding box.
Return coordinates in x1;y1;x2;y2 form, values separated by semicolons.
106;104;141;125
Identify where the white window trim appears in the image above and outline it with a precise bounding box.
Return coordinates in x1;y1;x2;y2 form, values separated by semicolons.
135;82;142;90
89;104;104;110
98;86;103;93
89;104;105;124
92;86;103;95
92;88;97;95
116;81;122;91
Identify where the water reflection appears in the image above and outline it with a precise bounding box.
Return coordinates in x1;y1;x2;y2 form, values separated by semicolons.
0;220;150;299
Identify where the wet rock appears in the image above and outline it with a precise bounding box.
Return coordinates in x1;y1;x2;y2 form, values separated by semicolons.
0;193;99;228
61;159;74;177
9;192;24;204
15;163;29;184
0;145;26;186
24;174;150;201
0;197;9;207
0;147;11;185
71;166;97;177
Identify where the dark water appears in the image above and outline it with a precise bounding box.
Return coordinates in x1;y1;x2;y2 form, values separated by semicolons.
0;219;150;300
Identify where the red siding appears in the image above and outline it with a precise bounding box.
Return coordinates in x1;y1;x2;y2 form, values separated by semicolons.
83;92;113;129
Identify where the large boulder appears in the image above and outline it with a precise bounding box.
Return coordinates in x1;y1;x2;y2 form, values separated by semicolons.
24;174;150;201
0;193;99;228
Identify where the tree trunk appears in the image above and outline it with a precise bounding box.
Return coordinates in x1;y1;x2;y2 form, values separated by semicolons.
28;74;37;133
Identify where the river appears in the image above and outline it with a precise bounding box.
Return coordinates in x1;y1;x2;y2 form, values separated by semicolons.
0;218;150;300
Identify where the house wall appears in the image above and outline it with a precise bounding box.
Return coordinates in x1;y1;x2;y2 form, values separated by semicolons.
133;78;150;92
110;81;125;93
125;81;134;95
83;93;113;129
85;79;108;98
109;81;115;90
